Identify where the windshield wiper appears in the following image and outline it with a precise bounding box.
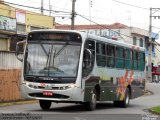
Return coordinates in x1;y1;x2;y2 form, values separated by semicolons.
54;42;68;58
47;45;54;76
43;42;68;76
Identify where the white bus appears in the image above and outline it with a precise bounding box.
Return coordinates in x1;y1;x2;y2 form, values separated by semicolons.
16;29;146;111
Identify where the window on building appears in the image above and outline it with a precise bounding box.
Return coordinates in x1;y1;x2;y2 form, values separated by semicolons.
140;38;143;47
107;44;115;67
0;38;8;51
145;37;149;51
133;37;137;45
17;24;26;33
96;42;106;67
115;46;124;68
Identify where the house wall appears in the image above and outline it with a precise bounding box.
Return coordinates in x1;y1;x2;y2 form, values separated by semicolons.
0;51;22;102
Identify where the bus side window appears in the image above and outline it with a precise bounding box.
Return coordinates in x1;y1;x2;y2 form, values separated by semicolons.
115;46;124;69
107;44;115;68
125;49;132;69
96;42;106;67
138;52;145;71
82;40;95;77
133;50;138;70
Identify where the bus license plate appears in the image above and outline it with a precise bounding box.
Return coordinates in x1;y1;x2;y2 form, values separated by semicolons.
43;91;53;96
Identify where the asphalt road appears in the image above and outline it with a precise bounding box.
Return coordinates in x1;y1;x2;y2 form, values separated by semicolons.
0;83;160;120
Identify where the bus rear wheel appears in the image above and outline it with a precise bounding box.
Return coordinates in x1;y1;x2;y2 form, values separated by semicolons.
39;100;52;110
85;92;97;111
114;88;130;108
121;88;130;108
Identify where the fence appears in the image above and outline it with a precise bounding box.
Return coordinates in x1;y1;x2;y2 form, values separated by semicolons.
0;51;22;102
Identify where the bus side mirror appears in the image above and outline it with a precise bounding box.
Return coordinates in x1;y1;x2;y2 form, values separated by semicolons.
83;49;92;69
15;40;26;62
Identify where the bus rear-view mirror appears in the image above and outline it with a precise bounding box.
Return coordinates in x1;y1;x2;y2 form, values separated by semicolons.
15;40;26;62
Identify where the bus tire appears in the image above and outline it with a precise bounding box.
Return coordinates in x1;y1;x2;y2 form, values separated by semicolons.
114;88;130;108
85;92;97;111
39;100;52;110
113;101;120;107
120;88;130;108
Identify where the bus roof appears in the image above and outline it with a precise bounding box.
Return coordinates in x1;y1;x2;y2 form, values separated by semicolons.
29;29;145;51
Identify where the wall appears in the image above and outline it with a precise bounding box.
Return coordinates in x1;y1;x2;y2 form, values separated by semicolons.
0;51;22;102
0;69;21;102
0;4;15;18
25;11;54;32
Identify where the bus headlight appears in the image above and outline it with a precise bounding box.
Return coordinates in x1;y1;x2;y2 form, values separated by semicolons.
28;84;34;88
59;84;76;90
27;83;38;89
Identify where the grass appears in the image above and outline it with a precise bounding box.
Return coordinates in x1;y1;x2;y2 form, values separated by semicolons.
149;106;160;115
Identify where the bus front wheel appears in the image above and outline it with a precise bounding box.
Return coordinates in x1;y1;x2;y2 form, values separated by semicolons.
85;92;97;111
39;100;52;110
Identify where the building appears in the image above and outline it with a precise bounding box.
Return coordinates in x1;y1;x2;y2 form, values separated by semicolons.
0;1;55;102
0;1;55;51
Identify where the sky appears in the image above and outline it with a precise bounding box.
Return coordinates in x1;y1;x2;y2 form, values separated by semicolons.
3;0;160;33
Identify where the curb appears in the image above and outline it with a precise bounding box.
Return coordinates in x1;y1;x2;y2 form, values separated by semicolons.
148;109;160;115
0;100;38;107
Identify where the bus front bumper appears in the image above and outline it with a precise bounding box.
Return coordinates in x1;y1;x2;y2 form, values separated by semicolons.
20;81;83;102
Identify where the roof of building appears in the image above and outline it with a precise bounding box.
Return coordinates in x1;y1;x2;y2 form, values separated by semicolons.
55;22;128;30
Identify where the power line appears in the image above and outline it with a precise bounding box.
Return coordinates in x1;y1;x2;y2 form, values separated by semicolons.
0;6;50;18
0;4;70;20
27;0;71;12
152;26;160;30
112;0;149;10
77;13;133;39
2;1;71;14
1;0;156;41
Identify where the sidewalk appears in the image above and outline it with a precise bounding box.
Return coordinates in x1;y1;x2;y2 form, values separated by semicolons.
0;99;38;107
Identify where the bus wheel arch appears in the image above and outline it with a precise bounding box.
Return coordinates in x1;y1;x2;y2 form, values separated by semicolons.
94;84;100;101
84;84;100;111
114;87;131;108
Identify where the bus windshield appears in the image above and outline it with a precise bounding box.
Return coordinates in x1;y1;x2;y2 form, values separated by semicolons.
24;42;81;78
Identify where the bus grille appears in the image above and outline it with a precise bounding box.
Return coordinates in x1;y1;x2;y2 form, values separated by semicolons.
28;93;69;99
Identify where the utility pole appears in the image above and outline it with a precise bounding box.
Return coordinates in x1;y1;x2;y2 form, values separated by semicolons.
148;8;152;83
41;0;44;15
49;0;52;16
89;0;92;25
148;8;160;82
71;0;76;30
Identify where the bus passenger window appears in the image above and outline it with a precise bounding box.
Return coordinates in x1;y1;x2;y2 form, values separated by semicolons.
107;45;115;68
133;51;138;70
96;42;106;67
138;52;145;71
125;49;132;69
115;46;124;69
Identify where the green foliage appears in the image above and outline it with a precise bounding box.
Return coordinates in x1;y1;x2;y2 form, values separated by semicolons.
150;106;160;114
